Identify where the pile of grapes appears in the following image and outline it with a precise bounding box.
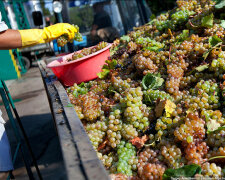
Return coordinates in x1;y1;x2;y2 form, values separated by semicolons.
57;25;83;47
67;41;109;62
67;0;225;179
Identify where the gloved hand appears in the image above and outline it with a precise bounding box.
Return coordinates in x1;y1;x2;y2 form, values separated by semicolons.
19;23;78;47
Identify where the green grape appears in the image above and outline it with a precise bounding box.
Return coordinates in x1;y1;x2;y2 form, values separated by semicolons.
116;141;137;176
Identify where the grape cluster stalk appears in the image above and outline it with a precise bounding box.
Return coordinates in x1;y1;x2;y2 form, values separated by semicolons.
66;0;225;179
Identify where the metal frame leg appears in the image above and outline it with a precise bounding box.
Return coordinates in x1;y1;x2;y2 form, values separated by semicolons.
0;85;34;179
1;80;42;180
0;80;43;180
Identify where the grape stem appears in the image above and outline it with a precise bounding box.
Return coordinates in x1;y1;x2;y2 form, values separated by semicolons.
207;156;225;162
169;46;172;62
188;20;198;27
144;141;155;147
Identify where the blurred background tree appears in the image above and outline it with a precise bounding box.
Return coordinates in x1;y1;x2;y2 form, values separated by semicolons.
39;0;55;25
69;6;94;33
146;0;177;16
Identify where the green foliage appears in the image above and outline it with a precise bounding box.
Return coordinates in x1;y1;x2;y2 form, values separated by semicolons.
207;126;225;134
209;35;222;47
163;164;201;180
220;20;225;28
207;120;221;133
136;37;164;52
195;64;209;72
203;35;222;60
71;83;89;98
176;30;189;43
201;13;214;28
97;69;110;79
120;35;130;42
145;46;163;52
142;73;164;90
97;60;117;79
69;5;94;33
215;0;225;9
40;0;51;16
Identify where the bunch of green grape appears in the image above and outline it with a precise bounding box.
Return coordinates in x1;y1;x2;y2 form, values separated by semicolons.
57;25;83;47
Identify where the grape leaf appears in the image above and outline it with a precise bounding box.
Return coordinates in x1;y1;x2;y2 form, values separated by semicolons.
78;82;85;88
155;100;176;118
203;51;210;60
130;135;148;149
220;20;225;28
106;59;117;69
120;35;130;42
163;164;201;180
142;73;164;90
72;90;78;97
145;46;163;52
148;19;157;25
150;14;156;20
142;73;156;90
165;100;176;117
195;64;209;72
97;69;110;79
155;100;167;117
203;36;222;60
176;29;189;43
201;13;214;28
215;0;225;9
209;35;222;47
207;119;221;133
110;46;118;56
98;59;117;79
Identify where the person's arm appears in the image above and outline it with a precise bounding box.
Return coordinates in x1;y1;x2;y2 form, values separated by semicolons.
91;24;98;36
0;23;78;50
0;29;22;50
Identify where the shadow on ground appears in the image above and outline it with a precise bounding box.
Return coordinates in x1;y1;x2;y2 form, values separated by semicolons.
0;66;66;180
5;113;66;180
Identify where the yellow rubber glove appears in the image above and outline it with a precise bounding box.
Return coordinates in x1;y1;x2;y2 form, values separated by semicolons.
19;23;78;47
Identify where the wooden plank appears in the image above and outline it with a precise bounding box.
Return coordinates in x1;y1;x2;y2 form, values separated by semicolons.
54;81;110;180
38;60;86;180
38;60;110;180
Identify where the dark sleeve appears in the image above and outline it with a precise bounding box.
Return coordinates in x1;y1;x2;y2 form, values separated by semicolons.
104;14;112;27
93;14;98;26
93;12;112;29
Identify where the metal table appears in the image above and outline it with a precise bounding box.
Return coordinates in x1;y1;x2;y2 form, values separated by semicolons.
38;59;109;180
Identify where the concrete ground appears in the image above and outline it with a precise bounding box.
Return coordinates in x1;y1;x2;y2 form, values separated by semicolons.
0;63;66;179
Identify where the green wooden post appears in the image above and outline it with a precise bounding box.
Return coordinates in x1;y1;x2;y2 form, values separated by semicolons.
0;0;28;74
0;1;12;28
11;0;30;30
0;50;21;80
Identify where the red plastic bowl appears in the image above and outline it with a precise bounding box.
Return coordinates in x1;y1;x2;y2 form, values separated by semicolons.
47;43;112;86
